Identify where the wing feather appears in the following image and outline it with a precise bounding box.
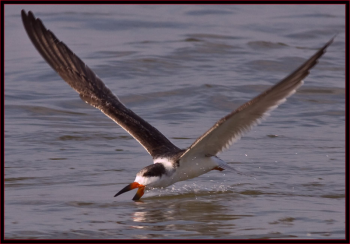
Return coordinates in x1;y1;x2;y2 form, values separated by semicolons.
21;10;180;158
180;37;334;162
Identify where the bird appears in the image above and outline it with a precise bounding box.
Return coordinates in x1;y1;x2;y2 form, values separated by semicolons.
21;10;334;201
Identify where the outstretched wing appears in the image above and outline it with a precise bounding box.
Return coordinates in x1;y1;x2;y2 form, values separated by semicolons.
21;10;180;158
179;37;334;162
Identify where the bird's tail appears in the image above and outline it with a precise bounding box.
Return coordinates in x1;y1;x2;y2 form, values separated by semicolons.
214;156;254;178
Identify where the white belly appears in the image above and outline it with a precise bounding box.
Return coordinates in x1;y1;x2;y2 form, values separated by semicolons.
172;156;220;184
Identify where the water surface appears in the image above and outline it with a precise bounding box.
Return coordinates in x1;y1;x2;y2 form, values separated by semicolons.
4;4;346;239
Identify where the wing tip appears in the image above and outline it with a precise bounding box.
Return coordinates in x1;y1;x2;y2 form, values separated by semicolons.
322;35;336;54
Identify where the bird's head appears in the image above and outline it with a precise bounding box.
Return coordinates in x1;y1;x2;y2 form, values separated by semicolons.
114;163;172;201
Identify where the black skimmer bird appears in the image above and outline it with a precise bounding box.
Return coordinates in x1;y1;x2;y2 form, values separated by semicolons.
21;10;334;201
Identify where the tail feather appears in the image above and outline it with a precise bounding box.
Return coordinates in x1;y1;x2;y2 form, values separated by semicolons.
213;156;254;177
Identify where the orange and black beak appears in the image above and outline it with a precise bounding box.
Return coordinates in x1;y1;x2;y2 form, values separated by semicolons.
114;182;145;201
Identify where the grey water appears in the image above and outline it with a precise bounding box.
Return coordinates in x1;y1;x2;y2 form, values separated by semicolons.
4;4;346;239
